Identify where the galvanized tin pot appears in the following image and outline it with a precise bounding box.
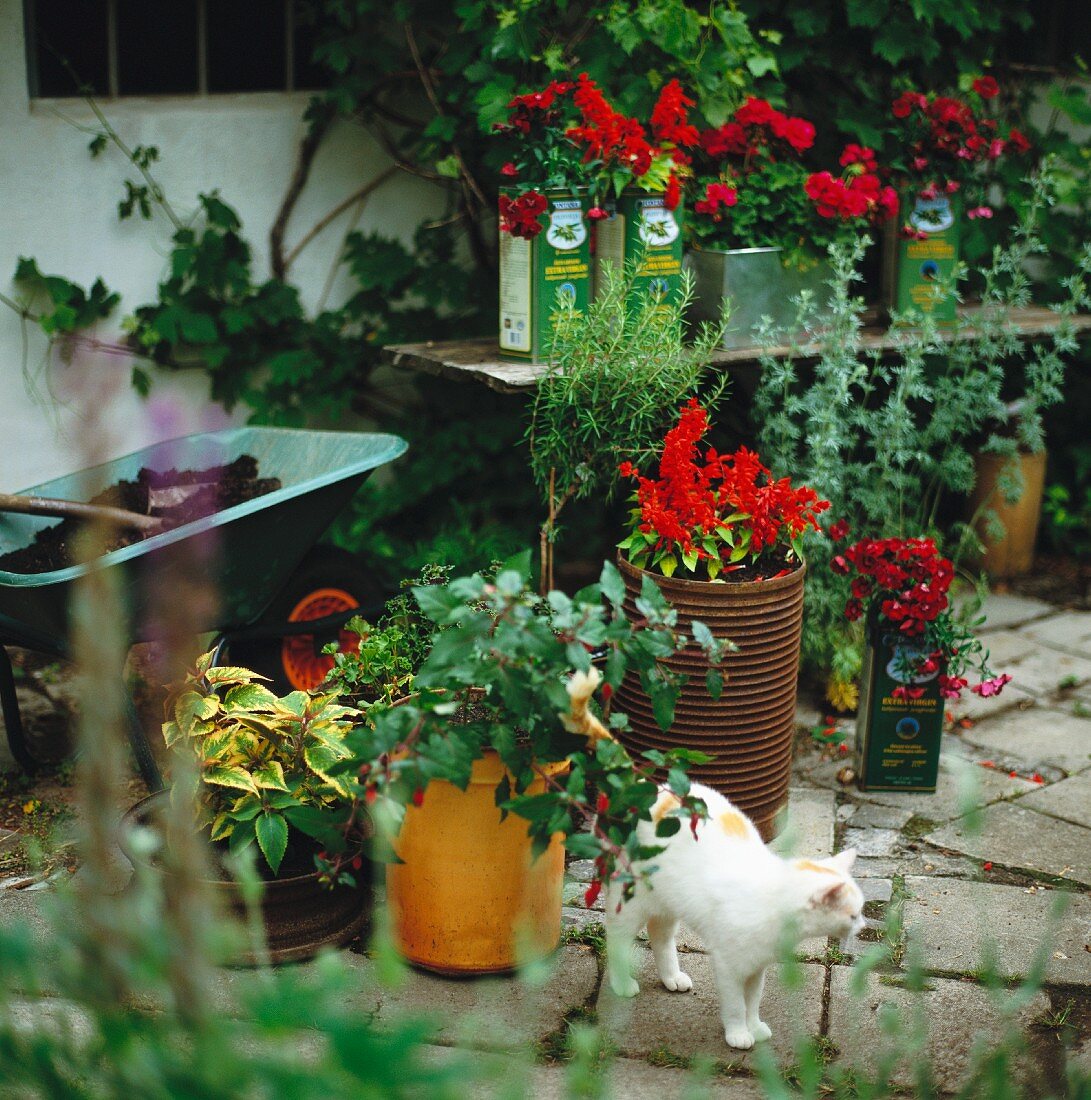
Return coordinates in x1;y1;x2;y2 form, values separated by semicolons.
685;245;831;350
120;792;371;965
614;555;806;841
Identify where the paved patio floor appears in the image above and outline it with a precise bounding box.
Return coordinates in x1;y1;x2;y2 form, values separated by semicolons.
1;591;1089;1096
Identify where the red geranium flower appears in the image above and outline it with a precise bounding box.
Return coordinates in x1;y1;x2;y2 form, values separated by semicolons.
972;76;1000;99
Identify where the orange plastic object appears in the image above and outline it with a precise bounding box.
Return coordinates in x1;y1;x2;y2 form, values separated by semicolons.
281;587;360;691
386;752;566;974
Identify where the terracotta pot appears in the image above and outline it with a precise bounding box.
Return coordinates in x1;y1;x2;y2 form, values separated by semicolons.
967;451;1047;578
120;792;370;965
386;751;566;976
615;554;806;841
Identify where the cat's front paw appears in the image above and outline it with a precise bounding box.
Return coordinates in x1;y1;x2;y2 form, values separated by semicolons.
661;972;693;993
610;975;640;998
724;1025;755;1050
752;1020;772;1042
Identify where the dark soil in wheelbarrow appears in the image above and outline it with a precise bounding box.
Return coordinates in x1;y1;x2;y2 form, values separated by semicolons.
0;455;281;575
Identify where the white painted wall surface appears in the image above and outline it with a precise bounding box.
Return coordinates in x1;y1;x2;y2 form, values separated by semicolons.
0;0;438;489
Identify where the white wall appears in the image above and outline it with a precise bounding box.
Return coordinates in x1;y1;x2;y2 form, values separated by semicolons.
0;0;440;490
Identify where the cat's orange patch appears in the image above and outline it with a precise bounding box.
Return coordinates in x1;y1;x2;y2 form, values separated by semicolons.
652;793;681;823
795;859;838;876
718;810;749;838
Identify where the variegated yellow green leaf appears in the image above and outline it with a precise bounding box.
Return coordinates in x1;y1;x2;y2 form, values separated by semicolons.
224;683;279;711
175;690;220;732
203;665;268;685
303;743;351;797
202;765;257;794
161;720;184;748
253;760;289;792
209;813;234;842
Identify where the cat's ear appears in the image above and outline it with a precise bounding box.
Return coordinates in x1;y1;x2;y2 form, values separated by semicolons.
829;848;857;874
811;881;847;910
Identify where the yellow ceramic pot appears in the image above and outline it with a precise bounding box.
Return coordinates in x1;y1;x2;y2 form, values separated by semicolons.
968;451;1047;578
386;751;566;975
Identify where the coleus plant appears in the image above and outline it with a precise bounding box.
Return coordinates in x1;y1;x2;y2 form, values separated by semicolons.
163;655;362;878
687;98;898;266
830;528;1011;700
887;75;1031;230
495;74;698;237
617;399;830;580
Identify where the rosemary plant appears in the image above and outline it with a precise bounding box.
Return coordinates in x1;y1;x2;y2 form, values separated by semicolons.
754;164;1090;704
526;260;728;592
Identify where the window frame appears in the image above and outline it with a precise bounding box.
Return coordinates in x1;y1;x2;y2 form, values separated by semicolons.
25;0;303;100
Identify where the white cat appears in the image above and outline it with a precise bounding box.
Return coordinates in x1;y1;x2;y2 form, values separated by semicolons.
604;783;864;1050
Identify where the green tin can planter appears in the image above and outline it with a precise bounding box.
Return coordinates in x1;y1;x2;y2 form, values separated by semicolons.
883;191;962;323
854;621;944;792
499;189;591;363
593;190;684;305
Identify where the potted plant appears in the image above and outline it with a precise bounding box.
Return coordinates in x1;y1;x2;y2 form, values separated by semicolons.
881;76;1031;321
343;555;724;975
615;399;830;838
686;97;897;347
494;74;696;360
829;530;1011;791
526;259;728;594
120;656;370;964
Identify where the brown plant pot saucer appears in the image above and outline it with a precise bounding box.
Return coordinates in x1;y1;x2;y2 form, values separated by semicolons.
119;792;371;965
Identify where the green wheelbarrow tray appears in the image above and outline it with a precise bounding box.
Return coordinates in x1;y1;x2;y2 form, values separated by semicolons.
0;427;407;787
0;427;407;644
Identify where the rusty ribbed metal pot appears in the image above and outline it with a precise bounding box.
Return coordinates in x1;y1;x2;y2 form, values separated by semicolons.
615;554;805;841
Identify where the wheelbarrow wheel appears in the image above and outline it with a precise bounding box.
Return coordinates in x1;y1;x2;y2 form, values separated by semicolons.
224;546;387;694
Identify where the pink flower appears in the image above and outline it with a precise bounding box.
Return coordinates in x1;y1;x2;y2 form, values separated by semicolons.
945;180;960;193
501;162;519;177
911;156;930;172
967;206;993;220
970;673;1012;697
587;206;609;220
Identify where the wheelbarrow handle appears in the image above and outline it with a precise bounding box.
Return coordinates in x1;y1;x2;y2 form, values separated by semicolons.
0;492;161;532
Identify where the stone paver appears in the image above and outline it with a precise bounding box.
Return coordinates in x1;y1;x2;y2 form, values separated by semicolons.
967;630;1091;697
426;1046;766;1099
902;876;1091;984
926;801;1091;887
827;966;1050;1093
598;948;823;1067
842;827;902;858
1013;773;1091;829
769;786;834;858
1023;611;1091;656
841;803;914;830
977;593;1059;633
373;944;601;1050
957;706;1091;775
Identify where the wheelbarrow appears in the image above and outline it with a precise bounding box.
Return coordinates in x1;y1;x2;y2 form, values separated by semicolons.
0;427;407;791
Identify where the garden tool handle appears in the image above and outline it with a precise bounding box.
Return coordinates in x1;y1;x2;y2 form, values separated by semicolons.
0;492;162;531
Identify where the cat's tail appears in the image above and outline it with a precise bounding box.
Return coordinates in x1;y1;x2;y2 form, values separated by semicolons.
561;668;615;745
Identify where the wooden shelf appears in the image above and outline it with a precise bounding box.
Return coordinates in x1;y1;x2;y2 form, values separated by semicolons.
383;305;1091;394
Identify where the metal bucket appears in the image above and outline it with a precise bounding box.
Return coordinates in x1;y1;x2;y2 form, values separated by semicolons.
686;245;831;350
615;555;806;841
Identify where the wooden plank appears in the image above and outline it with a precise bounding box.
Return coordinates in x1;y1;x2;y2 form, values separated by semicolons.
383;306;1091;394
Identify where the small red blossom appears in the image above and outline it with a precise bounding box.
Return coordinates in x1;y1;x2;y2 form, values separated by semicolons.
601;681;613;703
364;786;378;806
1009;770;1018;779
498;190;548;238
983;861;993;871
980;760;996;769
1032;773;1044;784
690;814;700;839
587;206;608;220
500;162;519;177
829;518;851;542
596;792;610;814
967;205;993;220
412;787;425;808
972;76;1000;99
584;880;602;908
1006;128;1031;154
